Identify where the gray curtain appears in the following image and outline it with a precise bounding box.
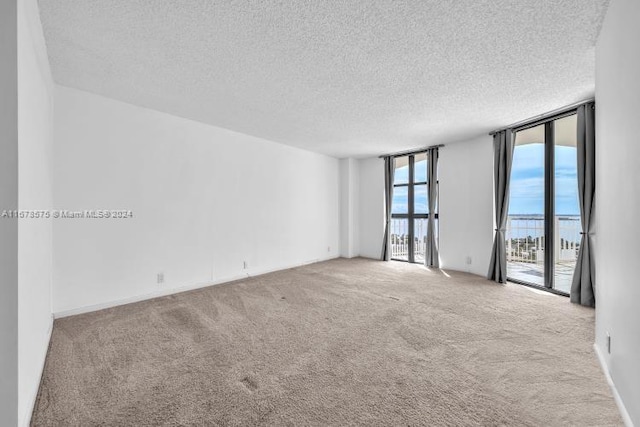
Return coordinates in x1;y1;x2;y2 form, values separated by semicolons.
570;103;596;307
425;147;439;267
381;156;394;261
488;130;514;283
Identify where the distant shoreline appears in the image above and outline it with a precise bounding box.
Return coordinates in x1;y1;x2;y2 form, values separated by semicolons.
508;214;579;217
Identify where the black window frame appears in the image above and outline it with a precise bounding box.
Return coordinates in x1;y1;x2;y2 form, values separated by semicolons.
391;153;438;263
506;109;579;296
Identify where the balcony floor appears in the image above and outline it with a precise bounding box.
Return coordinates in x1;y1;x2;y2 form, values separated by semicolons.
507;261;575;294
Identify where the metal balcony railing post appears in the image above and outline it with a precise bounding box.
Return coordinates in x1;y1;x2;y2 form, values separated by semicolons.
554;216;560;263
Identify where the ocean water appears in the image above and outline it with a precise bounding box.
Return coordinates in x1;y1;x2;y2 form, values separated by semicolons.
507;215;581;243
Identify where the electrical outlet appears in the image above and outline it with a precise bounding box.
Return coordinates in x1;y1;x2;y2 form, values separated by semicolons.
465;256;472;265
157;272;164;284
606;332;611;354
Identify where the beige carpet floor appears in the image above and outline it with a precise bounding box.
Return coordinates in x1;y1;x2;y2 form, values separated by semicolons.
32;258;622;426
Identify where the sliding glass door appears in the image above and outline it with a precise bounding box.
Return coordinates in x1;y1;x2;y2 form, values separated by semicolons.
390;153;436;263
506;113;579;294
507;124;546;287
553;114;580;293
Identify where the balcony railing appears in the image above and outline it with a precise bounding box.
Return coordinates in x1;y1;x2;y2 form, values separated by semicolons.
390;218;432;261
506;215;581;264
389;215;580;266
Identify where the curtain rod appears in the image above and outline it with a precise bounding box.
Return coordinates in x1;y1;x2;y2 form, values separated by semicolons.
378;144;444;159
489;98;595;136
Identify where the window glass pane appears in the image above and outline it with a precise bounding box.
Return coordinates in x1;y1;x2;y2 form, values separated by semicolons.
389;152;438;265
510;125;545;215
554;114;579;294
414;218;427;262
414;153;427;183
393;156;409;185
391;186;408;214
390;218;409;261
506;124;545;287
414;184;428;214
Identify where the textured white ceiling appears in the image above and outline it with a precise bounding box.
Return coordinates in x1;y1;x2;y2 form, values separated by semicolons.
38;0;609;158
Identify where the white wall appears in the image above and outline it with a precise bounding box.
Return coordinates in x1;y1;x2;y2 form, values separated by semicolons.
595;0;640;424
53;86;340;315
17;0;55;425
339;158;359;258
439;137;494;276
0;0;19;425
357;157;384;259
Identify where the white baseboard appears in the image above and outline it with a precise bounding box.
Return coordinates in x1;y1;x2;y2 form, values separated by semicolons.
21;314;54;427
54;256;339;319
594;343;635;427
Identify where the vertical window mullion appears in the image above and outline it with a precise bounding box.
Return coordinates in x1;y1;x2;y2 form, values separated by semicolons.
408;155;415;263
544;121;555;289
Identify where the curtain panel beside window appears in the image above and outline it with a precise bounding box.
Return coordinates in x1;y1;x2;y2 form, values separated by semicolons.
381;156;395;261
570;102;596;307
425;147;439;268
488;130;515;283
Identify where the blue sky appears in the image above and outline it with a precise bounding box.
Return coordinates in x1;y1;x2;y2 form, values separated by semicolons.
392;159;427;214
391;148;579;216
509;143;580;215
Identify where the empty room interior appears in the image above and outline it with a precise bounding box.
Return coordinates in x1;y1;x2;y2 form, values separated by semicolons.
2;0;640;425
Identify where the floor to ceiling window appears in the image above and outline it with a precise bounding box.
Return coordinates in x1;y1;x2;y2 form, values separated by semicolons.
506;113;580;294
390;153;437;263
